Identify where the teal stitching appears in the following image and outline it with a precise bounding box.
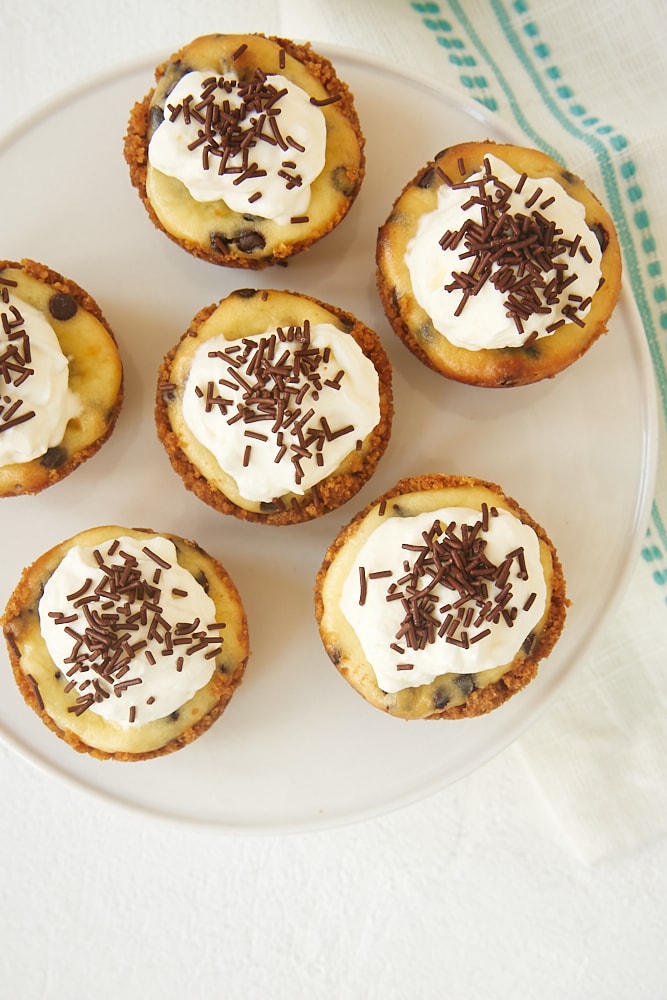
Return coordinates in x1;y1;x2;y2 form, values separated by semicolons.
416;0;667;403
642;508;667;601
425;0;667;412
410;2;498;111
408;0;667;560
491;0;667;556
444;0;563;162
451;0;667;420
653;498;667;543
510;3;667;328
450;0;667;388
499;2;667;407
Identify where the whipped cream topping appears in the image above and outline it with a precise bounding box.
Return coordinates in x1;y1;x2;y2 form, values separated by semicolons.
405;154;602;350
182;321;380;502
0;286;80;465
339;504;547;693
148;69;327;223
39;536;221;727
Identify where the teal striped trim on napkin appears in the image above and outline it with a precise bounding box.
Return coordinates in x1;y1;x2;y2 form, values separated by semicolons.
411;0;666;567
409;0;667;861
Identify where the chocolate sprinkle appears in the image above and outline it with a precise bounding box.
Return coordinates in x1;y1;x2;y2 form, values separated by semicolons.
48;292;78;321
0;292;37;432
198;320;356;489
358;566;368;606
309;93;342;107
163;67;316;207
26;673;45;712
362;510;538;669
438;157;594;339
49;541;226;720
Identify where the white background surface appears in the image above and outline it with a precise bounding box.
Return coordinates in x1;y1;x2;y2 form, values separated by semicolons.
2;3;667;998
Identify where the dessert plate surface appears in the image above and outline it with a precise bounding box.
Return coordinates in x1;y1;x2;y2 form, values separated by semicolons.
0;48;657;832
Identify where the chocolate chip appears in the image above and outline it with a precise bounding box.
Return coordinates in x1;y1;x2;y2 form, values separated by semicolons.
48;292;77;321
432;687;449;710
195;570;210;594
211;230;266;256
328;645;341;666
522;631;536;655
561;169;578;185
237;230;266;253
455;674;475;697
234;288;259;299
521;342;541;359
40;446;68;469
591;222;609;252
160;386;177;404
331;165;356;196
169;710;180;722
417;167;436;189
148;105;165;138
162;59;188;96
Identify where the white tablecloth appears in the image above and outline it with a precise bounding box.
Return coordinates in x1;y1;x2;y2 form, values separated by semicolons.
2;3;667;997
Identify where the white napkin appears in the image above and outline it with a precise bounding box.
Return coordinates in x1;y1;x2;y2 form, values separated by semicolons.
277;0;667;862
516;544;667;863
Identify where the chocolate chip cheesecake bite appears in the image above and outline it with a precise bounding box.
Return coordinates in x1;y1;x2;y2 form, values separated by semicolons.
376;141;622;387
315;474;568;719
0;259;123;497
2;526;250;760
124;33;365;268
156;288;393;525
